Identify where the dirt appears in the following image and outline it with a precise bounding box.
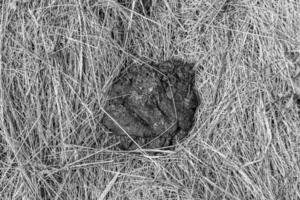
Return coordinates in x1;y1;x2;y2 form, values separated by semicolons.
102;60;200;150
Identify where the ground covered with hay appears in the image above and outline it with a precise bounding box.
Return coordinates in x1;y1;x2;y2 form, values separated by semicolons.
0;0;300;199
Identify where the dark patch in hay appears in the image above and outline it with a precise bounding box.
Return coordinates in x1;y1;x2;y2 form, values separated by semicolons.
102;60;200;150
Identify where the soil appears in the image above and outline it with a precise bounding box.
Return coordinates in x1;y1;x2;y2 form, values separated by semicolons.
102;60;200;150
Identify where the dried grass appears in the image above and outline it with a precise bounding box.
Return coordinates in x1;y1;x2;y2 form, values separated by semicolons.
0;0;300;199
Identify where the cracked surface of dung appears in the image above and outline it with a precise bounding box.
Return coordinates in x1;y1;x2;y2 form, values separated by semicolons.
102;60;200;150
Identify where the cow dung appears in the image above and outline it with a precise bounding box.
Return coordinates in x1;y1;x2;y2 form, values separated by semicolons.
102;60;200;150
